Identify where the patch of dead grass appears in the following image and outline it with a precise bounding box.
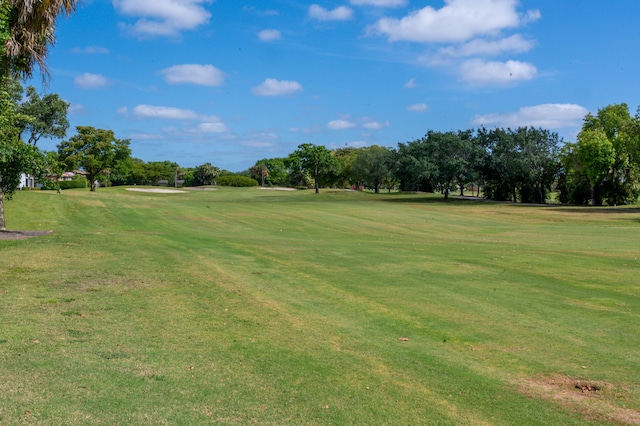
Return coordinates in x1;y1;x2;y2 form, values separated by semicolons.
519;374;640;425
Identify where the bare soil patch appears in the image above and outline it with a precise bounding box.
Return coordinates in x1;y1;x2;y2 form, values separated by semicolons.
126;188;186;194
519;374;640;424
0;230;53;240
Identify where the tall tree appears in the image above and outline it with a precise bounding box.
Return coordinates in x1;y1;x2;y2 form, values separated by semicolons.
291;143;339;194
16;84;69;146
193;162;220;186
250;162;269;187
1;0;78;82
0;0;77;229
57;126;131;192
0;86;42;229
576;128;615;206
351;145;393;194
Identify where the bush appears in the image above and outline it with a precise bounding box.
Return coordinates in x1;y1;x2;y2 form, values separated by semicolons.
59;179;88;190
216;175;259;187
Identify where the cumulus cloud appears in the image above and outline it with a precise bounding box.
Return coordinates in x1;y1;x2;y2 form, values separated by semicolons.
328;119;357;130
161;64;225;86
258;29;282;41
74;73;110;89
349;0;407;6
407;103;429;112
309;4;354;21
370;0;540;43
471;104;589;129
252;78;303;96
113;0;211;37
459;59;537;85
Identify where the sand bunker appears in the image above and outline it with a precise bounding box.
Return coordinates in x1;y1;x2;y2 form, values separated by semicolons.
259;187;296;191
126;188;186;194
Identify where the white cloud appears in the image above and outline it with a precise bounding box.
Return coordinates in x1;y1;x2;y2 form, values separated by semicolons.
349;0;407;7
113;0;211;37
68;103;87;114
471;104;589;129
74;73;110;89
258;29;281;41
459;59;537;85
252;78;303;96
438;34;534;57
363;120;390;130
309;4;354;21
407;103;429;112
197;122;229;133
71;46;110;54
370;0;540;43
328;119;357;130
132;104;201;120
161;64;225;86
403;78;417;88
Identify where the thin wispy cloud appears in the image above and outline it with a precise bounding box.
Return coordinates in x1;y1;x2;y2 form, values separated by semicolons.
407;103;429;112
258;29;281;42
472;104;589;129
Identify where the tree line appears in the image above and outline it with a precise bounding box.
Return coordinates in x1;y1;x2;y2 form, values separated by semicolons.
246;104;640;206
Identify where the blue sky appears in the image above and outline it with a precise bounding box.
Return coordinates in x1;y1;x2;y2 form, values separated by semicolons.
31;0;640;171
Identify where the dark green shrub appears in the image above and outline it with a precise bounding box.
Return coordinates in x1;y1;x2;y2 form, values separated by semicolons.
216;175;258;187
59;179;88;190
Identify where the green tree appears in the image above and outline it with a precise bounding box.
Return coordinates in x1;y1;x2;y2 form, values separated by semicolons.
291;143;340;194
16;84;69;146
393;138;437;192
250;162;269;187
351;145;393;194
0;87;42;229
57;126;131;192
193;162;220;186
1;0;78;82
333;147;360;188
0;0;77;229
576;128;615;206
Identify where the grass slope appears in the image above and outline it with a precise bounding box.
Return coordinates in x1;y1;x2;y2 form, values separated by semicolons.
1;187;639;425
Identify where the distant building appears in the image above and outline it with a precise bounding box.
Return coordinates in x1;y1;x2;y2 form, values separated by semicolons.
19;173;35;189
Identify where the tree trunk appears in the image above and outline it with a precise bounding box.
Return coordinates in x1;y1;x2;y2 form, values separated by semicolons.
0;176;5;230
91;180;97;192
591;184;596;206
314;166;319;194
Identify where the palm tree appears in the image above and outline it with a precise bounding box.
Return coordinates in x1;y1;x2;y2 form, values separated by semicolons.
1;0;78;80
0;0;77;230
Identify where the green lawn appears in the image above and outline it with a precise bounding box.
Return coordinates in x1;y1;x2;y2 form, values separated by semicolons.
1;187;639;425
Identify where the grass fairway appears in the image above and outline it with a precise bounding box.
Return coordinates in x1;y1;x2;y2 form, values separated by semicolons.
1;187;639;425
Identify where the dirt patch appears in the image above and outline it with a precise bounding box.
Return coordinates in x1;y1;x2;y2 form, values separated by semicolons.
0;230;53;240
519;374;640;424
126;188;186;194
